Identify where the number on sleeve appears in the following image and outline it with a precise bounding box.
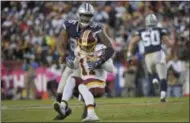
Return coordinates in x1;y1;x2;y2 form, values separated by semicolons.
68;20;77;24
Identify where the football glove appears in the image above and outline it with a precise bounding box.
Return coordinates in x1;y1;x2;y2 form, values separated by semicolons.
127;55;133;65
59;54;67;64
87;59;104;71
66;55;75;69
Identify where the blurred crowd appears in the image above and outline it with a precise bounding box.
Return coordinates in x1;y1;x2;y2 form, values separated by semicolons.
1;1;189;100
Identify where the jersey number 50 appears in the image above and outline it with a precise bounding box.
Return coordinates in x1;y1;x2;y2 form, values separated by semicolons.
141;30;160;47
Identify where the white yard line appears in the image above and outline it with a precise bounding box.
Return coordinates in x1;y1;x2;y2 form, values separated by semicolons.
1;101;188;110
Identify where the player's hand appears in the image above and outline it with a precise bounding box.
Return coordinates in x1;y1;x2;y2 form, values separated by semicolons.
59;54;66;64
127;52;134;65
66;55;75;69
127;55;133;65
87;59;103;71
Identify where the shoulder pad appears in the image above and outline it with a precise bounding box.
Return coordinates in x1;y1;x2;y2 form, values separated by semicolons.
90;22;103;31
62;20;78;30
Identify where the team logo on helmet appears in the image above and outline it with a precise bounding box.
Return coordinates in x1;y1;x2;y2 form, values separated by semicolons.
145;14;158;27
78;3;95;28
78;30;97;54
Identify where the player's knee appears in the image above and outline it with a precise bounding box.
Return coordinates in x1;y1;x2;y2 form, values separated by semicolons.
78;84;85;92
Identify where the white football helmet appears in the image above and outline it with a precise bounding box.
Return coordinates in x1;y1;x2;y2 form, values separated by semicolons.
145;14;158;27
77;3;95;28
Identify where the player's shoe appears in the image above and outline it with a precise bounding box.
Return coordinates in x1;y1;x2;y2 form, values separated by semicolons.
160;98;167;102
81;103;96;119
53;102;72;120
53;114;65;120
82;113;99;122
81;106;87;119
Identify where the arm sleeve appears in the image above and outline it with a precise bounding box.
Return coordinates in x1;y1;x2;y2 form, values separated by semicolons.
96;25;115;64
62;20;70;31
101;59;114;73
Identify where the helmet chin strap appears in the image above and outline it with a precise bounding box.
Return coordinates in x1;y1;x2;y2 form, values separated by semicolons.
79;22;90;28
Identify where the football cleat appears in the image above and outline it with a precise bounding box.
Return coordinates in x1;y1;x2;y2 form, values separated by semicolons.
82;113;99;122
81;103;97;119
160;98;167;103
53;114;65;120
53;102;72;120
81;106;87;119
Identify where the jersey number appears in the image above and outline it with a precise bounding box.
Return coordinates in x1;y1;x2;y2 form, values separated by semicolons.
141;30;160;47
79;59;95;76
68;20;77;24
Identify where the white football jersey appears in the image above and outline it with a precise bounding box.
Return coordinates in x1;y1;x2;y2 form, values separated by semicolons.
73;43;114;81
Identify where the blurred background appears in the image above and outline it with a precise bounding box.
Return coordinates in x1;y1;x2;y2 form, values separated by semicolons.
1;1;189;100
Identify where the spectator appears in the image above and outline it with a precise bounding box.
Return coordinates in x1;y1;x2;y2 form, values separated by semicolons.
167;55;184;97
1;1;189;99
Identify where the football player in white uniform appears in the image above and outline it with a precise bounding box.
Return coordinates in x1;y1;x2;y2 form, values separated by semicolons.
127;14;173;102
54;30;114;121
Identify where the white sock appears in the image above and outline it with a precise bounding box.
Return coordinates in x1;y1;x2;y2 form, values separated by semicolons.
61;77;76;104
78;84;95;115
160;91;166;99
57;67;72;93
87;106;95;115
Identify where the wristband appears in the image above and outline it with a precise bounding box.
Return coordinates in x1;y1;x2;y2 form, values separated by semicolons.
127;52;132;57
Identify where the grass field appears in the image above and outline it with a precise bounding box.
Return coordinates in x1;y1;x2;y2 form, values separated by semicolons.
1;97;189;122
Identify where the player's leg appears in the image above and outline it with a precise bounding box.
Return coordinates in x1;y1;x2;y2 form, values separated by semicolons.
155;51;167;102
78;84;99;121
89;87;105;98
145;54;155;96
53;76;75;120
54;69;81;120
60;69;80;104
156;62;167;102
56;66;73;103
58;68;89;120
80;79;106;121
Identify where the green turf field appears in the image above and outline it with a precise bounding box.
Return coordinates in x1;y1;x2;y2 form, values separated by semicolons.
1;97;189;122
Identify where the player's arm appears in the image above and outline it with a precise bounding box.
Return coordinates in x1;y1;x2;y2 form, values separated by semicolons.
56;21;71;64
57;30;68;55
101;58;114;73
162;35;173;48
127;35;140;58
87;25;115;71
161;28;174;48
97;25;114;62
